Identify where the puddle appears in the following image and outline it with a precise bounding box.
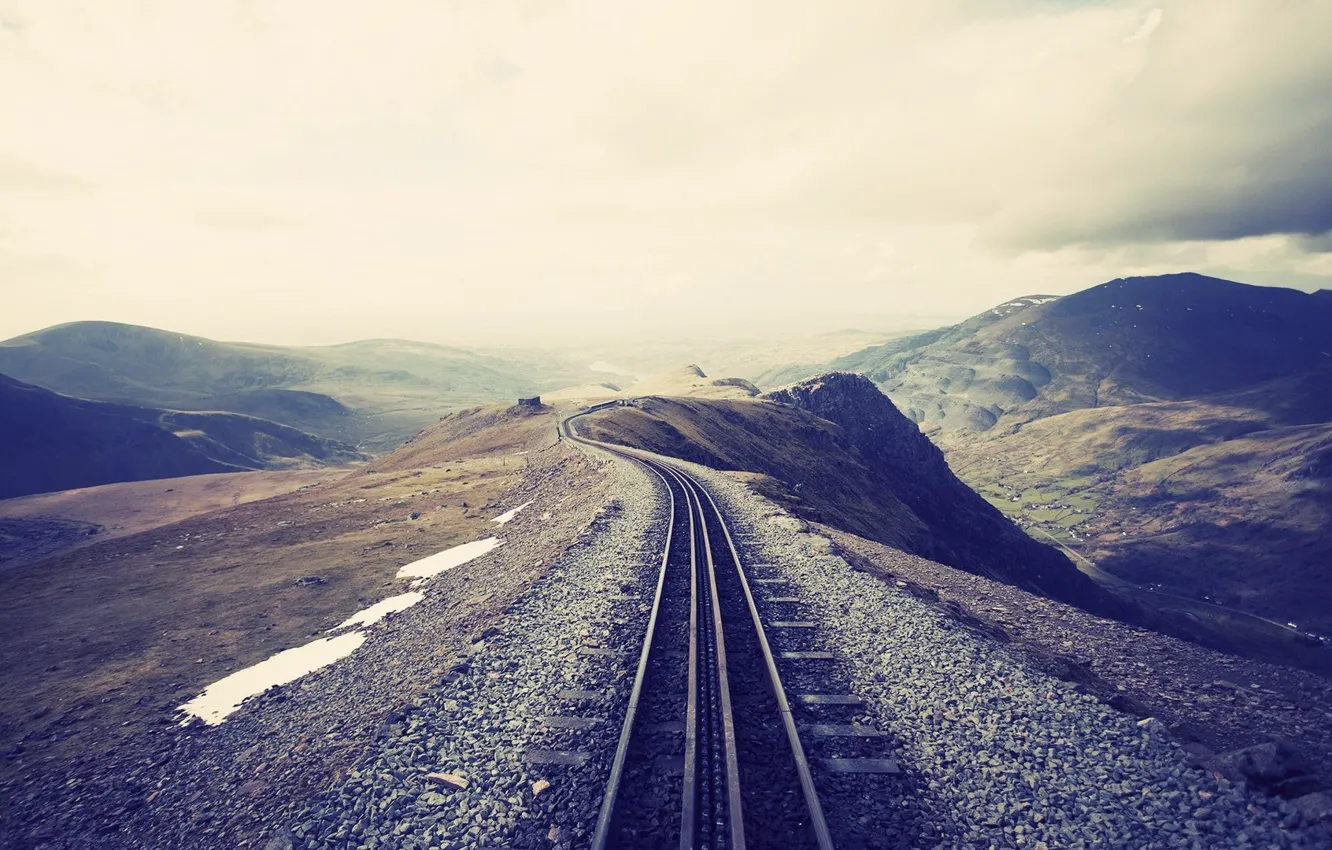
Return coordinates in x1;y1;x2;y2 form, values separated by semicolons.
492;501;532;526
397;537;503;579
336;591;424;629
178;631;366;725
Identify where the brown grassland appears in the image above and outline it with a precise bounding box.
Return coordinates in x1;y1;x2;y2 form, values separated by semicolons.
0;406;554;779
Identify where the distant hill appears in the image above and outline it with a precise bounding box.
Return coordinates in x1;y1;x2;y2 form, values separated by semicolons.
0;373;362;499
0;322;606;451
546;364;761;404
628;364;761;400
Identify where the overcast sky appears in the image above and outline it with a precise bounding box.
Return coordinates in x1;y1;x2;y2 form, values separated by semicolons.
2;1;1330;346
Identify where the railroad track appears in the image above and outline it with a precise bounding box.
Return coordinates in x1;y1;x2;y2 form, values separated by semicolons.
563;408;835;850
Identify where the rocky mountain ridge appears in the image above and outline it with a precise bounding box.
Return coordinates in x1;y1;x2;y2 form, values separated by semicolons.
579;372;1116;615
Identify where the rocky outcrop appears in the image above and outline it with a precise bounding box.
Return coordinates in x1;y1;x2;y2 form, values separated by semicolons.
763;373;1112;610
1205;741;1321;798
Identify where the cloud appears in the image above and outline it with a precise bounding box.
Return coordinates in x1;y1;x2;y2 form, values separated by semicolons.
1126;7;1163;41
984;0;1332;249
0;0;1328;345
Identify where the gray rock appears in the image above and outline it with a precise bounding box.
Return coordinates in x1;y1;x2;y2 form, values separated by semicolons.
1206;741;1313;790
1294;792;1332;825
261;828;294;850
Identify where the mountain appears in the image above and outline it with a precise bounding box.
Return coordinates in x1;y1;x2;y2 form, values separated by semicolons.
0;322;607;451
829;273;1332;645
0;373;362;499
835;274;1332;437
575;373;1115;614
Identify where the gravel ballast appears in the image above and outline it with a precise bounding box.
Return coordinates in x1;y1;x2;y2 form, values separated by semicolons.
6;427;1327;849
676;457;1328;849
0;436;636;849
287;450;667;850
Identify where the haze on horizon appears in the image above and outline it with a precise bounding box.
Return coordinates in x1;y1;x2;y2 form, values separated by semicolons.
2;0;1330;348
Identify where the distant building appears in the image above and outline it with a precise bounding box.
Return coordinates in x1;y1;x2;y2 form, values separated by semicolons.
517;396;542;407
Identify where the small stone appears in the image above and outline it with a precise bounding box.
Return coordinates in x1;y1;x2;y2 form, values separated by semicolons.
425;772;468;790
1137;717;1169;736
532;779;551;797
263;830;294;850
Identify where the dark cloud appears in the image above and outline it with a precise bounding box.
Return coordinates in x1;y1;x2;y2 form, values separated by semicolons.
984;1;1332;250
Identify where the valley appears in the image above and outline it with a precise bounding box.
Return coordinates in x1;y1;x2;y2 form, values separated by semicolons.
811;274;1332;653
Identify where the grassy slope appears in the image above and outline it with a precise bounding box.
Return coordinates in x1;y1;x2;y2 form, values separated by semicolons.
0;469;332;569
577;386;1109;614
0;405;556;775
581;397;932;549
945;398;1332;637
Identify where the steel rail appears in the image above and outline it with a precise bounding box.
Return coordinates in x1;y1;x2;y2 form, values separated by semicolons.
676;467;746;849
586;452;678;850
690;466;835;850
565;407;831;850
677;458;703;849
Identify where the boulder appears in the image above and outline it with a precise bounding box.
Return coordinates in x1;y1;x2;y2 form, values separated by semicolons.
1294;792;1332;825
1205;741;1315;793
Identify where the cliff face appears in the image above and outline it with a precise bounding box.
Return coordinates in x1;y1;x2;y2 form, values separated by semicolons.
763;373;1105;607
581;372;1116;614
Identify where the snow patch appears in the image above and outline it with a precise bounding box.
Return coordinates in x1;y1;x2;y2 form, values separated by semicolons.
492;501;532;526
397;537;503;579
336;591;425;629
178;632;366;725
